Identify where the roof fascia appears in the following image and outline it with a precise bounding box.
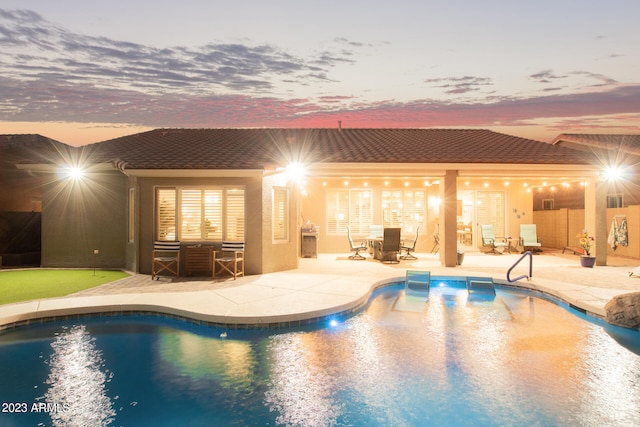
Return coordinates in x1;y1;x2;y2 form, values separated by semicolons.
306;162;599;178
125;169;264;178
15;162;117;174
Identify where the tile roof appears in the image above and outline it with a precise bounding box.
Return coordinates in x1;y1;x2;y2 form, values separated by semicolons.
553;134;640;156
88;128;594;170
0;134;73;168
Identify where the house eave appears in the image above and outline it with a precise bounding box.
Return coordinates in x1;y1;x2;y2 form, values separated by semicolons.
305;162;599;179
15;162;118;174
124;169;265;178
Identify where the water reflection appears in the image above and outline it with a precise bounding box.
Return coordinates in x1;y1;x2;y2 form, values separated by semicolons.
44;325;115;427
258;286;640;426
3;284;637;426
157;328;256;385
265;334;342;427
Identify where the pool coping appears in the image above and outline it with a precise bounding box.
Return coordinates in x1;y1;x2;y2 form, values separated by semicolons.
0;274;611;332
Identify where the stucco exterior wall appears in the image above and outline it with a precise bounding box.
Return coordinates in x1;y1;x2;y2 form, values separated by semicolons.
41;171;128;268
260;174;299;273
135;176;265;276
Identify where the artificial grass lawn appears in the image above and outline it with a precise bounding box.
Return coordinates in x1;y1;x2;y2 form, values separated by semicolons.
0;269;129;305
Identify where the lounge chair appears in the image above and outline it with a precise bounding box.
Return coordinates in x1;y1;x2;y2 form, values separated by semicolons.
520;224;542;253
380;227;401;263
562;246;584;255
152;241;180;280
400;226;420;260
480;224;507;255
347;226;368;259
405;270;430;295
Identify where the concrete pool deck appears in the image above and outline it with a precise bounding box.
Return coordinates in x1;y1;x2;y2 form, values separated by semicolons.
2;250;640;329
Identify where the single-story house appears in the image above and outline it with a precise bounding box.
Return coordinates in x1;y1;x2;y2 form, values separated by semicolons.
10;128;616;274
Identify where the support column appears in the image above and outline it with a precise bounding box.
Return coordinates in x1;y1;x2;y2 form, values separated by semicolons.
584;177;608;266
439;170;458;267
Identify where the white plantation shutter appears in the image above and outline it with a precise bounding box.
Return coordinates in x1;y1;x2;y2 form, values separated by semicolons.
180;189;202;240
273;187;289;241
476;191;505;237
327;189;349;234
349;189;372;234
204;189;223;240
225;189;245;241
382;190;425;233
382;190;402;228
327;189;372;235
156;188;176;241
155;186;244;242
403;190;422;234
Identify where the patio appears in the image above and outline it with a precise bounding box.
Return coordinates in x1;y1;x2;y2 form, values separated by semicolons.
2;249;639;331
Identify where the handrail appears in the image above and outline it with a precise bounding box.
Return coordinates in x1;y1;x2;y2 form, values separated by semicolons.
507;251;533;282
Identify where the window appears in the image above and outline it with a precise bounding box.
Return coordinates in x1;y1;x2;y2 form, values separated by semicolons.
326;188;372;235
157;188;176;240
273;187;289;241
381;190;425;233
156;187;245;241
476;191;505;237
607;194;623;208
542;199;554;210
128;188;135;242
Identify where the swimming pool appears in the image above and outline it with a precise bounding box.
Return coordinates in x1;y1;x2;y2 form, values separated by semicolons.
1;279;639;426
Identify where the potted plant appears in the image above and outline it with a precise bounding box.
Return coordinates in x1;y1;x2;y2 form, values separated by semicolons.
577;229;596;267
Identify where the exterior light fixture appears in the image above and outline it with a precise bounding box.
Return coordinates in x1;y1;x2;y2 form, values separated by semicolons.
285;162;305;182
602;167;626;181
65;166;85;180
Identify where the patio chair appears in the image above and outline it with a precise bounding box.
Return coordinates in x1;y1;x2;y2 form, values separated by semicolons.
520;224;542;253
381;227;401;263
213;241;245;280
368;224;383;239
480;224;507;255
400;226;420;260
347;226;368;259
431;224;440;254
152;241;180;280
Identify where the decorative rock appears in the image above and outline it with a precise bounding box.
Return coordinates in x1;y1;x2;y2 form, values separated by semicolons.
605;292;640;329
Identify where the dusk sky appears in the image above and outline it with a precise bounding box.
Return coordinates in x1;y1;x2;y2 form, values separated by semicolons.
1;1;639;145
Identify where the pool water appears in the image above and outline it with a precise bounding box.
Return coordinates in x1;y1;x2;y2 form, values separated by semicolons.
1;281;640;426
